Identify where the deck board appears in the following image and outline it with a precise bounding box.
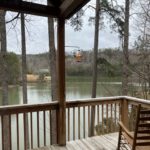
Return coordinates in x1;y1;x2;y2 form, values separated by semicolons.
32;133;118;150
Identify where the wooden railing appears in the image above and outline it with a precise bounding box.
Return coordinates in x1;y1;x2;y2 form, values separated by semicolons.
0;102;59;150
0;96;150;150
66;97;121;141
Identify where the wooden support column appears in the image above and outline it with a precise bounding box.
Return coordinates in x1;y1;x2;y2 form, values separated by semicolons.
57;18;66;145
121;99;129;128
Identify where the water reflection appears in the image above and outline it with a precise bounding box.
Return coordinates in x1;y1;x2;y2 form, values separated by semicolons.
0;81;122;149
0;86;20;105
0;82;122;106
66;82;122;100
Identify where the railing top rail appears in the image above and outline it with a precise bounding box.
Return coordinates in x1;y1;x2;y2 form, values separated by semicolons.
124;96;150;107
0;101;59;115
66;96;150;107
124;96;150;103
67;96;124;102
0;96;149;115
66;96;123;107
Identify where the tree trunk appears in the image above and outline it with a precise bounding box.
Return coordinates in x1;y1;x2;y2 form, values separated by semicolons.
90;0;100;136
47;0;58;143
21;13;29;149
122;0;130;95
0;11;8;105
21;13;27;104
48;19;58;102
0;10;11;150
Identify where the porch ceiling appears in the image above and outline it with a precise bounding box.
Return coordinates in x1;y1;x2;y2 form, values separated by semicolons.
0;0;90;19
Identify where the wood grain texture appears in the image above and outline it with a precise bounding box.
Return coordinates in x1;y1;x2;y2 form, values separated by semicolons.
32;133;118;150
57;18;66;145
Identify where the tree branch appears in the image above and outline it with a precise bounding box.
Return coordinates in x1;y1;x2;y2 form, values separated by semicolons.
6;13;20;24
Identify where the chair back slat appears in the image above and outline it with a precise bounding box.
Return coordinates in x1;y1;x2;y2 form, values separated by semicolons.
137;130;150;134
139;117;150;121
140;110;150;114
137;136;150;140
136;142;150;146
134;105;150;148
118;104;150;150
138;123;150;127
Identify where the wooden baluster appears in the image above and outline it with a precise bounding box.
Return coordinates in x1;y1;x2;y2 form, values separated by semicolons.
9;115;12;150
49;110;52;145
114;103;117;131
30;112;33;149
73;107;75;140
16;114;19;150
110;104;113;132
68;108;70;141
37;111;40;147
23;113;27;150
88;106;90;137
119;103;121;121
78;107;80;139
106;104;108;133
97;105;99;125
99;105;101;131
90;105;95;136
131;104;135;130
0;119;1;150
83;106;85;138
1;115;4;150
43;111;46;146
102;104;104;133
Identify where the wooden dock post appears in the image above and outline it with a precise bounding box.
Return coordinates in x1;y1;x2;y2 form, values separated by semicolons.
121;99;129;128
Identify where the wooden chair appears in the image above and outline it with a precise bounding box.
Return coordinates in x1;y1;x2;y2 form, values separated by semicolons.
117;104;150;150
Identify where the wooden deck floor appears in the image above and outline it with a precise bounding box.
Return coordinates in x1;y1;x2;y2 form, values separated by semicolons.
33;133;118;150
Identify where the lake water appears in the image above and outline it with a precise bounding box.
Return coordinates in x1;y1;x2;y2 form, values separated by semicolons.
0;80;133;150
0;81;123;105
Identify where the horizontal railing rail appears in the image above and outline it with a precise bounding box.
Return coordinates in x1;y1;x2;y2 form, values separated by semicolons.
0;102;59;115
66;97;122;107
125;96;150;108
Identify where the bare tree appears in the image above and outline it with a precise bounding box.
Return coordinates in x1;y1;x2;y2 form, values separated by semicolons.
47;17;58;144
0;11;8;105
21;13;28;105
91;0;100;99
0;10;11;150
47;0;58;144
20;13;30;148
130;0;150;98
122;0;130;95
90;0;101;137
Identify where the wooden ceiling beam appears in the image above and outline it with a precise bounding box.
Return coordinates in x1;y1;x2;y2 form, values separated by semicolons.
0;0;60;17
0;0;90;18
48;0;63;7
60;0;90;19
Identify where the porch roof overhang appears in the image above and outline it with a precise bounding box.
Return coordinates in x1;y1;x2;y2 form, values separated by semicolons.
0;0;90;19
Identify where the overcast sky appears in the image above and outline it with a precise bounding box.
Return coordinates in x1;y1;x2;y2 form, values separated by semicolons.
6;0;138;54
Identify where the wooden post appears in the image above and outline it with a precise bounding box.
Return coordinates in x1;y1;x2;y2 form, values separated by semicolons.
121;99;129;128
57;18;66;145
2;115;11;150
